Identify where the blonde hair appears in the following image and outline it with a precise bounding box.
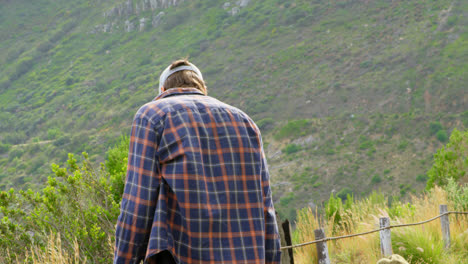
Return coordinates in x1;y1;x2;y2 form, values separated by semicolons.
163;59;207;95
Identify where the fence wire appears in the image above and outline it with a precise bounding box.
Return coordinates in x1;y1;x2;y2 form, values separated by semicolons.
280;211;468;250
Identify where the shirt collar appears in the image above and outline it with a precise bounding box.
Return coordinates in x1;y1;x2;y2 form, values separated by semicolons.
153;87;205;101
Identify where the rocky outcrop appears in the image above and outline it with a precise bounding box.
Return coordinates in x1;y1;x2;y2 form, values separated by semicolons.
152;12;165;28
223;0;251;16
92;0;250;34
139;18;147;31
124;20;135;32
103;0;183;19
93;0;180;34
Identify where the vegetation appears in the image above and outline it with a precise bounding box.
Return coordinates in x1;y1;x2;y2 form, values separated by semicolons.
0;138;128;263
293;183;468;264
0;0;467;261
426;128;468;189
274;120;313;140
0;0;466;204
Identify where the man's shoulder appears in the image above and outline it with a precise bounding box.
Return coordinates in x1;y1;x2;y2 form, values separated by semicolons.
134;101;167;123
135;95;259;131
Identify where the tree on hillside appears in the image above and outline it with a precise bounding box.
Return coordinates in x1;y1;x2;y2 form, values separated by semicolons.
426;128;468;189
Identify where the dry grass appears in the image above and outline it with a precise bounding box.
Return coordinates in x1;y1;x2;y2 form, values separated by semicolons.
25;233;85;264
293;186;468;264
5;233;114;264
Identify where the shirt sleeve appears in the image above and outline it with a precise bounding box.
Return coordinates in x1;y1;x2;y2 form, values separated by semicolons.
260;144;282;263
114;112;162;264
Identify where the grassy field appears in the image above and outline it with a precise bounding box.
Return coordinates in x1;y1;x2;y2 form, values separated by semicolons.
293;183;468;263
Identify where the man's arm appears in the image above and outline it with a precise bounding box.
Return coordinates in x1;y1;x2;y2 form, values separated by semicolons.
260;146;282;263
114;112;162;264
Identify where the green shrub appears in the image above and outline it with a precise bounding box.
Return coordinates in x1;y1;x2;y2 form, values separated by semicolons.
359;135;374;150
256;117;275;131
429;121;443;135
282;143;301;155
371;174;382;184
336;187;353;201
399;184;412;196
0;142;10;154
47;128;63;140
427;129;468;189
416;174;428;182
435;130;448;142
279;192;295;207
274;119;311;140
0;137;129;263
106;136;129;202
312;181;323;188
398;140;409;151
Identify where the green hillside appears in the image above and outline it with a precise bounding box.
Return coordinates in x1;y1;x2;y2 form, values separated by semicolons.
0;0;467;220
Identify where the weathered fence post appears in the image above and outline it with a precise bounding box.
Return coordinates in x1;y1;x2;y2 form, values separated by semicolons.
379;217;392;257
314;229;331;264
281;219;294;264
276;213;294;264
440;204;451;249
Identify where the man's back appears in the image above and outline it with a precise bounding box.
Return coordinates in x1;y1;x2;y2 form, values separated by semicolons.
114;87;281;264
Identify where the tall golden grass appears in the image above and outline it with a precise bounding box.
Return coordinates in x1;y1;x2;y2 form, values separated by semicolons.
6;233;114;264
293;186;468;264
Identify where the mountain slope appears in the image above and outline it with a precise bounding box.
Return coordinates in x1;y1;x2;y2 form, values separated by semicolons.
0;0;467;219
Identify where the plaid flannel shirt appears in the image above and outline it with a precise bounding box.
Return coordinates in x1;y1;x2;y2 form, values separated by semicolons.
114;88;281;264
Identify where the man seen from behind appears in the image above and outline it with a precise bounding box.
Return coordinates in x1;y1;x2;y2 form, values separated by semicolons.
114;59;281;264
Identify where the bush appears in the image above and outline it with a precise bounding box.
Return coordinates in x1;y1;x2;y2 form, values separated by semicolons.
47;128;63;140
256;117;275;131
274;119;311;140
0;137;129;263
371;174;382;184
429;121;443;135
336;187;353;201
397;139;409;151
416;174;428;182
282;143;301;155
359;135;374;150
106;136;129;201
436;130;448;142
427;128;468;189
0;142;10;154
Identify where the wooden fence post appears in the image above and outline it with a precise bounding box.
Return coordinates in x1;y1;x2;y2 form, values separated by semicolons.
276;213;294;264
440;204;451;249
314;229;331;264
281;219;294;264
379;217;392;257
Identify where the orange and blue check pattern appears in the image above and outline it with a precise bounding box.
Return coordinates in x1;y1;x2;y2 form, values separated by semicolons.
114;88;281;264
